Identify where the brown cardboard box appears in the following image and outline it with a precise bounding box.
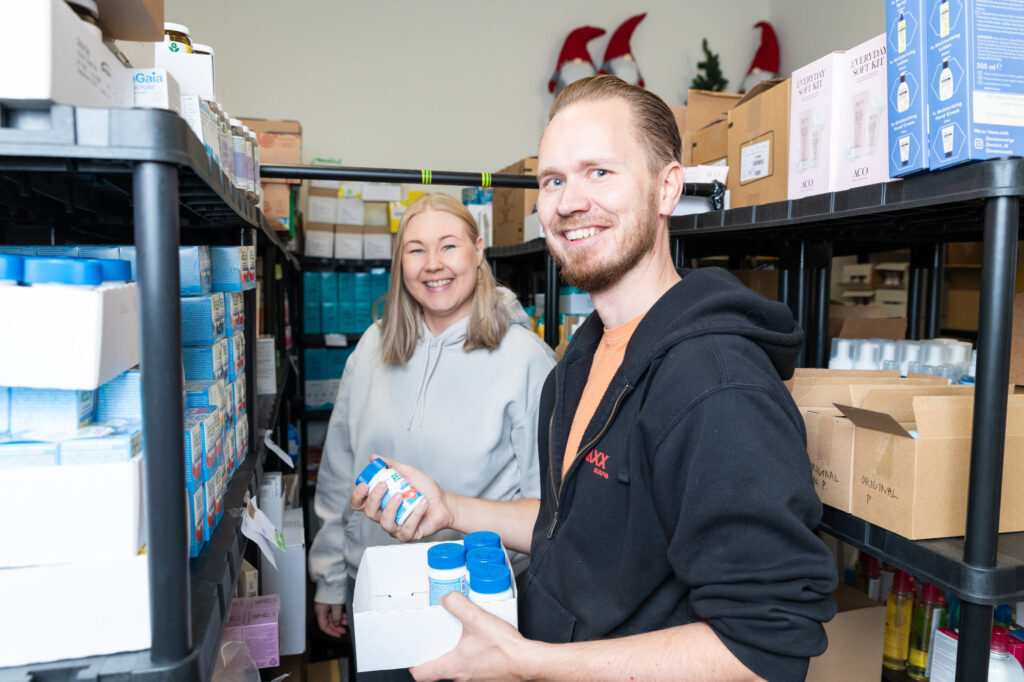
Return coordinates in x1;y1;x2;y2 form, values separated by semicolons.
829;303;884;339
729;269;778;301
837;387;1024;539
691;119;729;166
96;0;163;40
727;79;790;209
947;242;983;265
1012;293;1024;386
685;90;742;132
241;118;302;184
806;585;886;682
670;106;690;165
262;182;293;231
876;288;909;318
493;157;538;247
838;317;907;340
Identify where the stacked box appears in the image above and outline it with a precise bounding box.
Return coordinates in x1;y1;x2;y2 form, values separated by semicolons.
0;441;61;469
835;34;889;191
9;388;94;434
213;460;225;525
789;54;845;199
223;421;236;476
223;292;245;337
303;271;322;334
186;406;221;481
304;349;332;410
233;373;247;423
184;418;203;493
370;269;389;318
59;424;141;465
188;486;205;557
338;272;356;333
203;471;216;541
185;379;229;416
887;0;929;176
209;246;248;292
181;294;225;346
179;246;212;296
96;370;142;422
222;595;281;669
226;333;245;382
118;246;138;281
320;272;340;334
354;272;372;331
0;386;9;434
236;415;249;462
77;245;121;260
183;338;228;382
327;348;351;404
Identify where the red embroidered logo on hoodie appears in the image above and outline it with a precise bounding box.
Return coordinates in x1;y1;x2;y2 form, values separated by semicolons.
586;449;609;479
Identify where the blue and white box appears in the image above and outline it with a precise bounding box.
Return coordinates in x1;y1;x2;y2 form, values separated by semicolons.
888;0;930;176
77;245;122;260
181;293;225;346
0;387;8;434
203;473;217;542
927;0;1024;169
0;440;60;469
118;246;137;280
96;369;142;422
186;406;222;481
9;388;94;434
236;415;249;461
179;245;212;296
34;245;80;257
303;271;322;335
322;301;340;335
184;418;203;493
59;424;142;465
183;338;229;382
189;487;205;557
223;421;236;475
209;246;247;292
223;291;244;336
234;372;247;420
226;333;245;382
304;348;332;410
185;379;228;416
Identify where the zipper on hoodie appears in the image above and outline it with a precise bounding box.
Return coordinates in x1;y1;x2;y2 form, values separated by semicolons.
546;380;631;539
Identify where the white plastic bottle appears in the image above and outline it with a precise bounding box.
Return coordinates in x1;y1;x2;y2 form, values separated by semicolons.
467;563;514;604
940;0;950;38
355;457;423;525
942;124;955;158
939;59;954;101
989;626;1024;682
897;74;910;113
427;542;467;606
463;530;502;553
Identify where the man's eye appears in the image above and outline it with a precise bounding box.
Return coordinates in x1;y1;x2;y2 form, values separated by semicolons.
593;169;608;178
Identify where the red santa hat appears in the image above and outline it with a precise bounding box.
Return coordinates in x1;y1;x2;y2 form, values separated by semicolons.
549;25;606;93
747;21;780;75
600;13;647;87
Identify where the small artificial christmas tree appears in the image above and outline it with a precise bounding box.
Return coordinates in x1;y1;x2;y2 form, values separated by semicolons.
690;38;728;92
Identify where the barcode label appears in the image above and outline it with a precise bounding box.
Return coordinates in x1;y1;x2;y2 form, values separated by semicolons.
740;140;771;183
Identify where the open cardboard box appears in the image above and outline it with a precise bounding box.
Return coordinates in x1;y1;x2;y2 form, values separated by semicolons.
836;386;1024;539
354;542;517;672
806;585;885;681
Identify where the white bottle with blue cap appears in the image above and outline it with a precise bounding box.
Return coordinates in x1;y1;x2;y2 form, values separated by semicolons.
467;563;513;604
0;254;23;285
427;542;468;606
354;457;423;526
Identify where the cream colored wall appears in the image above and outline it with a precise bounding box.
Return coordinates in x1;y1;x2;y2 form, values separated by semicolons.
771;0;885;75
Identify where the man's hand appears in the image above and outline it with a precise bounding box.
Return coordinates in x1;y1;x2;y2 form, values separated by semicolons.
410;592;528;682
350;457;455;542
314;602;349;638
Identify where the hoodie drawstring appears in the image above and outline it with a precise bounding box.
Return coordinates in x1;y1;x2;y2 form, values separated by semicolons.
406;337;446;430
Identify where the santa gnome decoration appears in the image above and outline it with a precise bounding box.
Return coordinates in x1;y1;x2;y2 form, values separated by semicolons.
599;13;647;87
548;25;606;96
740;21;780;93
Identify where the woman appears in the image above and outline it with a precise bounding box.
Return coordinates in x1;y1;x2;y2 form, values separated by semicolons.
308;193;556;662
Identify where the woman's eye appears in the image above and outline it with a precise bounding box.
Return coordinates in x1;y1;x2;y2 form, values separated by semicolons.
441;244;456;251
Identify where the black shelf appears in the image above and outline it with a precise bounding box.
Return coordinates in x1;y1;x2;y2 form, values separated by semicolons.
257;357;292;433
300;256;390;270
485;238;549;259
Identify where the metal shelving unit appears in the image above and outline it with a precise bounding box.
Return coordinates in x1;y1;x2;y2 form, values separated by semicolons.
670;157;1022;682
0;105;298;681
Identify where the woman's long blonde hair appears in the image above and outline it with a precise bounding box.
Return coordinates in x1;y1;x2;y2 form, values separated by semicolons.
377;193;510;365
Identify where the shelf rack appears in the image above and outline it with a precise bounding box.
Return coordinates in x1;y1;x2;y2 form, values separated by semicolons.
0;105;298;681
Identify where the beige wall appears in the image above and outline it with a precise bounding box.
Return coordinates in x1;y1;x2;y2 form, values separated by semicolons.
772;0;884;75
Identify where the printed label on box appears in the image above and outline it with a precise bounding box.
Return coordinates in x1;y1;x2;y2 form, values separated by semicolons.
740;139;772;183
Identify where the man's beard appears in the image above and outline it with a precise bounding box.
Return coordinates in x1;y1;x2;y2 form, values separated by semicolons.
550;194;660;294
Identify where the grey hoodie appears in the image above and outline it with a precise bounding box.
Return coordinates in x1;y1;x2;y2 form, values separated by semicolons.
309;288;557;604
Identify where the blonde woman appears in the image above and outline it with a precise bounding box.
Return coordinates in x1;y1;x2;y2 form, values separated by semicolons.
309;193;555;663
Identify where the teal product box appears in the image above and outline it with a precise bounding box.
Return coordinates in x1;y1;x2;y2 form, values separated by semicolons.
0;246;36;255
9;388;94;434
354;272;372;330
303;302;322;334
118;246;137;280
321;301;341;334
321;271;339;305
337;271;355;302
35;245;80;257
186;405;222;481
179;246;212;295
226;333;245;382
209;246;249;292
304;348;332;410
370;269;389;311
185;379;229;416
96;369;142;422
223;291;245;336
59;424;142;465
339;302;356;334
77;245;122;260
888;0;930;176
184;417;203;493
328;348;351;379
0;386;8;434
188;487;205;557
181;293;226;346
303;271;322;305
0;440;60;469
927;0;1024;169
183;338;229;382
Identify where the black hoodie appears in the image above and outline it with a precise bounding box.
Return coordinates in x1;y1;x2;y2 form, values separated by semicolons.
518;267;837;681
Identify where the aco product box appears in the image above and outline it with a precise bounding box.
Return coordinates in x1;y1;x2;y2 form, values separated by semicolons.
837;386;1024;539
835;34;890;191
789;54;845;199
887;0;930;176
183;337;229;382
179;246;212;296
354;542;517;672
927;0;1024;169
727;78;791;208
181;293;225;346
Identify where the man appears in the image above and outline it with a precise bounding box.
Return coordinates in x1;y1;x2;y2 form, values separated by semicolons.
353;75;837;681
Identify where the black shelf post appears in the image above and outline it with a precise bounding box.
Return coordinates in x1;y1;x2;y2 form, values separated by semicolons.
544;254;560;349
132;160;192;663
925;242;946;339
956;195;1020;682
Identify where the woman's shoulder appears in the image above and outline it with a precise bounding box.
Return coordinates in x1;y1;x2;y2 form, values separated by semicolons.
499;324;557;367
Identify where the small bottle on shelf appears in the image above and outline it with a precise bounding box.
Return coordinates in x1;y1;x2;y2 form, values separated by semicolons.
906;582;945;680
990;626;1024;682
883;570;915;671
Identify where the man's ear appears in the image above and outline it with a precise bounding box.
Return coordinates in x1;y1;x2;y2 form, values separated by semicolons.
659;162;684;217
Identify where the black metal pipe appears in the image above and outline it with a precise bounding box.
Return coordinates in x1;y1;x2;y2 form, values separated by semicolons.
814;265;831;368
793;244;809;367
907;266;923;340
133;161;192;663
925;243;946;339
673;238;685;269
544;254;559;349
957;602;994;682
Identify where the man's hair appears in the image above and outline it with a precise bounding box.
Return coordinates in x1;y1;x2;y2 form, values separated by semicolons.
549;75;682;173
377;192;511;365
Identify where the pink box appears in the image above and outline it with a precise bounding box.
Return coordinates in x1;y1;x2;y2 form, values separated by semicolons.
789;52;845;199
222;595;280;669
833;34;889;191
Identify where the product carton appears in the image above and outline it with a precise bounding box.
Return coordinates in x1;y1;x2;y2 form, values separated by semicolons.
685;89;744;132
209;246;251;292
226;333;245;383
835;34;889;191
222;595;281;669
154;49;215;100
727;78;791;208
261;507;307;656
9;388;94;434
493;158;538;246
96;369;142;422
337;198;366;225
362;184;402;202
129;68;180;113
334;225;364;260
354;542;518;671
789;54;844;199
363;225;393;260
60;424;142;465
237;558;259;598
182;337;229;382
241;119;302;184
836;386;1024;539
691;119;729;166
307;189;339;225
188;486;205;557
0;387;8;434
179;245;212;296
304;349;332;411
185;378;229;417
926;0;1024;169
887;0;930;176
184;418;203;493
224;291;245;337
186;405;222;481
806;585;886;681
181;293;225;346
304;222;335;259
262;182;293;230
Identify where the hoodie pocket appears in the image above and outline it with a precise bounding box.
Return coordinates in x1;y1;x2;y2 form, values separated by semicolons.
518;572;577;643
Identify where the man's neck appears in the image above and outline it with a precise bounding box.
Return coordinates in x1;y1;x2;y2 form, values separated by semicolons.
589;232;680;329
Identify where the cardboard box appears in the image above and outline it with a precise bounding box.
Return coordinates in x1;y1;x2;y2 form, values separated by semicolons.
838;317;908;339
237;559;259;599
261;508;306;657
806;585;886;681
686;89;743;132
362;184;402;202
835;34;889;191
241;119;301;184
493;158;538;246
670;106;691;165
95;0;163;41
927;0;1024;169
362;226;393;260
334;225;364;260
354;542;517;671
307;190;338;225
876;288;909;318
262;182;293;231
887;0;929;176
304;223;335;259
727;79;791;208
1011;293;1024;386
691;119;729;166
837;387;1024;539
337;198;366;225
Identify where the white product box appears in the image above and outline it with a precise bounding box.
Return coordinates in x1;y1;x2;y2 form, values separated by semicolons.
0;0;130;109
154;48;216;100
308;195;338;225
179;94;220;166
467;204;493;248
835;34;890;191
305;224;335;259
9;388;94;434
354;542;518;672
334;229;363;260
0;440;60;469
0;386;8;434
0;455;144;568
361;183;402;202
261;507;307;656
789;52;845;199
60;424;142;465
338;198;366;225
887;0;930;176
523;213;545;242
129;68;180;113
363;233;393;260
181;293;226;346
227;332;245;382
0;282;139;390
0;555;150;667
183;337;229;382
256;336;277;395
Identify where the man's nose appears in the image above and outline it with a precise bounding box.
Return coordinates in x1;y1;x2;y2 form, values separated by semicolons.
557;179;589;215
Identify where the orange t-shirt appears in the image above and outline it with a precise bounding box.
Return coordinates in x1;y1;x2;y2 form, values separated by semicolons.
562;312;646;477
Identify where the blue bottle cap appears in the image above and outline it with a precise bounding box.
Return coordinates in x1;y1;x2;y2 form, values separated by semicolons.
469;563;511;594
89;258;132;282
466;547;505;573
0;253;24;282
427;542;466;570
463;531;501;552
23;257;102;286
355;457;387;486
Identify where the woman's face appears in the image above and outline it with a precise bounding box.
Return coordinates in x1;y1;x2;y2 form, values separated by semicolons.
400;208;484;335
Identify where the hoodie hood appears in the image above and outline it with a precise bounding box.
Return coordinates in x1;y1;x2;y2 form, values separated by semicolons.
564;268;803;381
